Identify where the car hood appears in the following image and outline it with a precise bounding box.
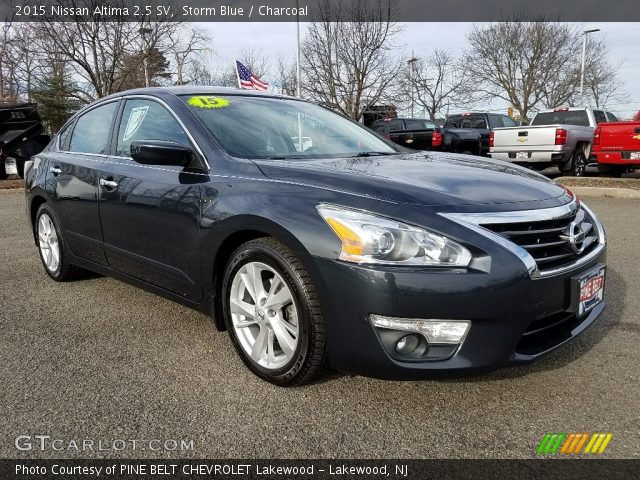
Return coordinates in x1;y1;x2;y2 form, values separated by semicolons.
255;151;568;208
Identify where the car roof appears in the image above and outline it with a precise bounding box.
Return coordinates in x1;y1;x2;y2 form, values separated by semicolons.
104;86;296;101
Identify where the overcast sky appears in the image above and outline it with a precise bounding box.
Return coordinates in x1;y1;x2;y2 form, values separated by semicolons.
202;22;639;118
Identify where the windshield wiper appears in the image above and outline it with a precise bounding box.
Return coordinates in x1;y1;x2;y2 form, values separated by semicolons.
350;151;396;158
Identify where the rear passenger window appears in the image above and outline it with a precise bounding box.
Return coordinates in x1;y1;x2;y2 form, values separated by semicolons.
69;102;117;154
593;110;607;124
387;119;404;131
116;99;190;157
502;116;517;127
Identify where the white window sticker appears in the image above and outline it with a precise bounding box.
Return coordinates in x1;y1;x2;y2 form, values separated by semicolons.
123;106;149;142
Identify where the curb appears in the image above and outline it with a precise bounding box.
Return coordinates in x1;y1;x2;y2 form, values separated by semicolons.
0;187;24;193
568;186;640;199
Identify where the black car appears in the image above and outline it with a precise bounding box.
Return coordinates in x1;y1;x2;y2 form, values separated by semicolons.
443;112;518;156
25;87;607;386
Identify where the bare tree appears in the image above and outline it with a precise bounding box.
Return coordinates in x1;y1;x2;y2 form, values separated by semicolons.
31;1;179;101
301;0;404;121
582;38;628;108
167;26;211;86
404;49;475;120
274;55;297;96
465;22;626;122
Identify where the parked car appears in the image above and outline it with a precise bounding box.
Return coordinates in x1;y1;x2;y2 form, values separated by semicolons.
592;118;640;176
0;102;50;179
26;87;607;385
489;107;618;176
443;112;518;156
372;118;482;155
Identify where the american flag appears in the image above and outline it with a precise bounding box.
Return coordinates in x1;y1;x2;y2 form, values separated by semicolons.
235;60;269;91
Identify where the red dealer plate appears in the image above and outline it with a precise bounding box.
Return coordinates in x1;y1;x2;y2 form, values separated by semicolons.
577;267;605;317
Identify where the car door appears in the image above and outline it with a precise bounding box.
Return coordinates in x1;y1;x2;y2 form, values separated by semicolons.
44;101;119;266
97;97;204;299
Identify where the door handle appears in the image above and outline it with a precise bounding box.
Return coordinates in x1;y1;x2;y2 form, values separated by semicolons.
99;178;119;190
50;166;62;176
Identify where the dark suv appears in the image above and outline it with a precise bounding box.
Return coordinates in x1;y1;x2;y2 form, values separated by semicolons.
25;87;607;385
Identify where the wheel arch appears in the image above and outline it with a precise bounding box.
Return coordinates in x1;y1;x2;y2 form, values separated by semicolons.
207;216;319;332
29;193;48;244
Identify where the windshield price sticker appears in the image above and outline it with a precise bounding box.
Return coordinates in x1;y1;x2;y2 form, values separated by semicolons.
187;96;231;109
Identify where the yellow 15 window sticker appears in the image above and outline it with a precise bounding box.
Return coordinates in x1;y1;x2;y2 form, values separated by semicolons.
187;96;230;109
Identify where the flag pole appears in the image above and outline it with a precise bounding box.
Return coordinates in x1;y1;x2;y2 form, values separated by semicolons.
296;0;301;98
234;60;242;89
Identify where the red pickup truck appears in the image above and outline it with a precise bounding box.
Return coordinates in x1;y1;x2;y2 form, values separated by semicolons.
592;111;640;177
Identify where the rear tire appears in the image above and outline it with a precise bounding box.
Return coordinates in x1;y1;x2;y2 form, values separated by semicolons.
222;238;327;386
564;149;588;177
35;204;80;281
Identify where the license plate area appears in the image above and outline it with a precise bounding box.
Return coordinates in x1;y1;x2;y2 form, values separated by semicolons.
570;265;606;318
4;158;17;175
630;152;640;160
516;151;529;159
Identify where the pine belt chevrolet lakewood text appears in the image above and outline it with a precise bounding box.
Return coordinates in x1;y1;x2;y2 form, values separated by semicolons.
25;87;607;386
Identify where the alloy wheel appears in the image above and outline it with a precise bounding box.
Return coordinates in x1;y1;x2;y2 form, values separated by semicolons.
575;153;587;176
229;261;299;370
38;213;60;273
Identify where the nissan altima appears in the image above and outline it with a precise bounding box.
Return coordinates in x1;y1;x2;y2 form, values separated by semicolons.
25;87;607;385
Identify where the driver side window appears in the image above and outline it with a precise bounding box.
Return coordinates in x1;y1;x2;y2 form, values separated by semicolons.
116;99;190;158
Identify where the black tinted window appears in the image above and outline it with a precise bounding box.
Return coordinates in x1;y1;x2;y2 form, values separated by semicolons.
606;112;619;122
116;99;190;157
387;119;404;131
593;110;607;125
69;102;117;154
531;111;590;127
445;115;487;129
405;119;437;129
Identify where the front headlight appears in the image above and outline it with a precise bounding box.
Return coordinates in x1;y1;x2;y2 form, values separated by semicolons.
316;204;472;267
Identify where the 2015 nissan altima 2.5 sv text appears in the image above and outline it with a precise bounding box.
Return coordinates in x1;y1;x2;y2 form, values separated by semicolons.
24;87;607;386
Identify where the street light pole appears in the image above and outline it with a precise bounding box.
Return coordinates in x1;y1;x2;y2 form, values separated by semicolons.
139;27;154;88
407;52;418;118
580;28;600;106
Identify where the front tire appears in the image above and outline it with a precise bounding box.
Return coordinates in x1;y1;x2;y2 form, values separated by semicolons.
222;238;326;386
35;204;79;281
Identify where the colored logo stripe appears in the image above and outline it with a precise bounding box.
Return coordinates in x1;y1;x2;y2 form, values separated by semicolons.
537;433;613;455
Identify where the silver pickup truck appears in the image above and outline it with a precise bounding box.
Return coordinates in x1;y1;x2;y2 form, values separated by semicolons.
489;107;619;176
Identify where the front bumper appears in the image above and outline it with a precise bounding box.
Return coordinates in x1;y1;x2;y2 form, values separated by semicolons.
312;248;606;380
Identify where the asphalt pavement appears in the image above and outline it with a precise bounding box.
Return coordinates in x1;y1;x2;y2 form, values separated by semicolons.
0;190;638;459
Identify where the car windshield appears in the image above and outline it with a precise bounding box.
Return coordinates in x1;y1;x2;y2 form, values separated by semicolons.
181;94;398;159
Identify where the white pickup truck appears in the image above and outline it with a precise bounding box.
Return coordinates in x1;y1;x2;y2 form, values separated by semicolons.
489;107;619;176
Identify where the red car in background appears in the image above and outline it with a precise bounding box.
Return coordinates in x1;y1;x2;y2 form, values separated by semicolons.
593;110;640;177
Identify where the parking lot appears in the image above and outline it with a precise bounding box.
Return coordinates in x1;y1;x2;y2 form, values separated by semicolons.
0;189;638;459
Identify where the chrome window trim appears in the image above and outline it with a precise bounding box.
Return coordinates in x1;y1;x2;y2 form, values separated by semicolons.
56;94;210;171
440;200;606;278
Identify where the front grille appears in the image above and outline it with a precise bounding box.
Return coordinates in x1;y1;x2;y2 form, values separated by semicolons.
481;207;599;272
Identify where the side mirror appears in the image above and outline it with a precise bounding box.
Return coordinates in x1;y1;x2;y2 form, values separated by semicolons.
130;140;193;166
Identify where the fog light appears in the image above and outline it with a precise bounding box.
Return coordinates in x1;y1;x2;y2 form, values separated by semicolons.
370;315;470;344
395;334;421;354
